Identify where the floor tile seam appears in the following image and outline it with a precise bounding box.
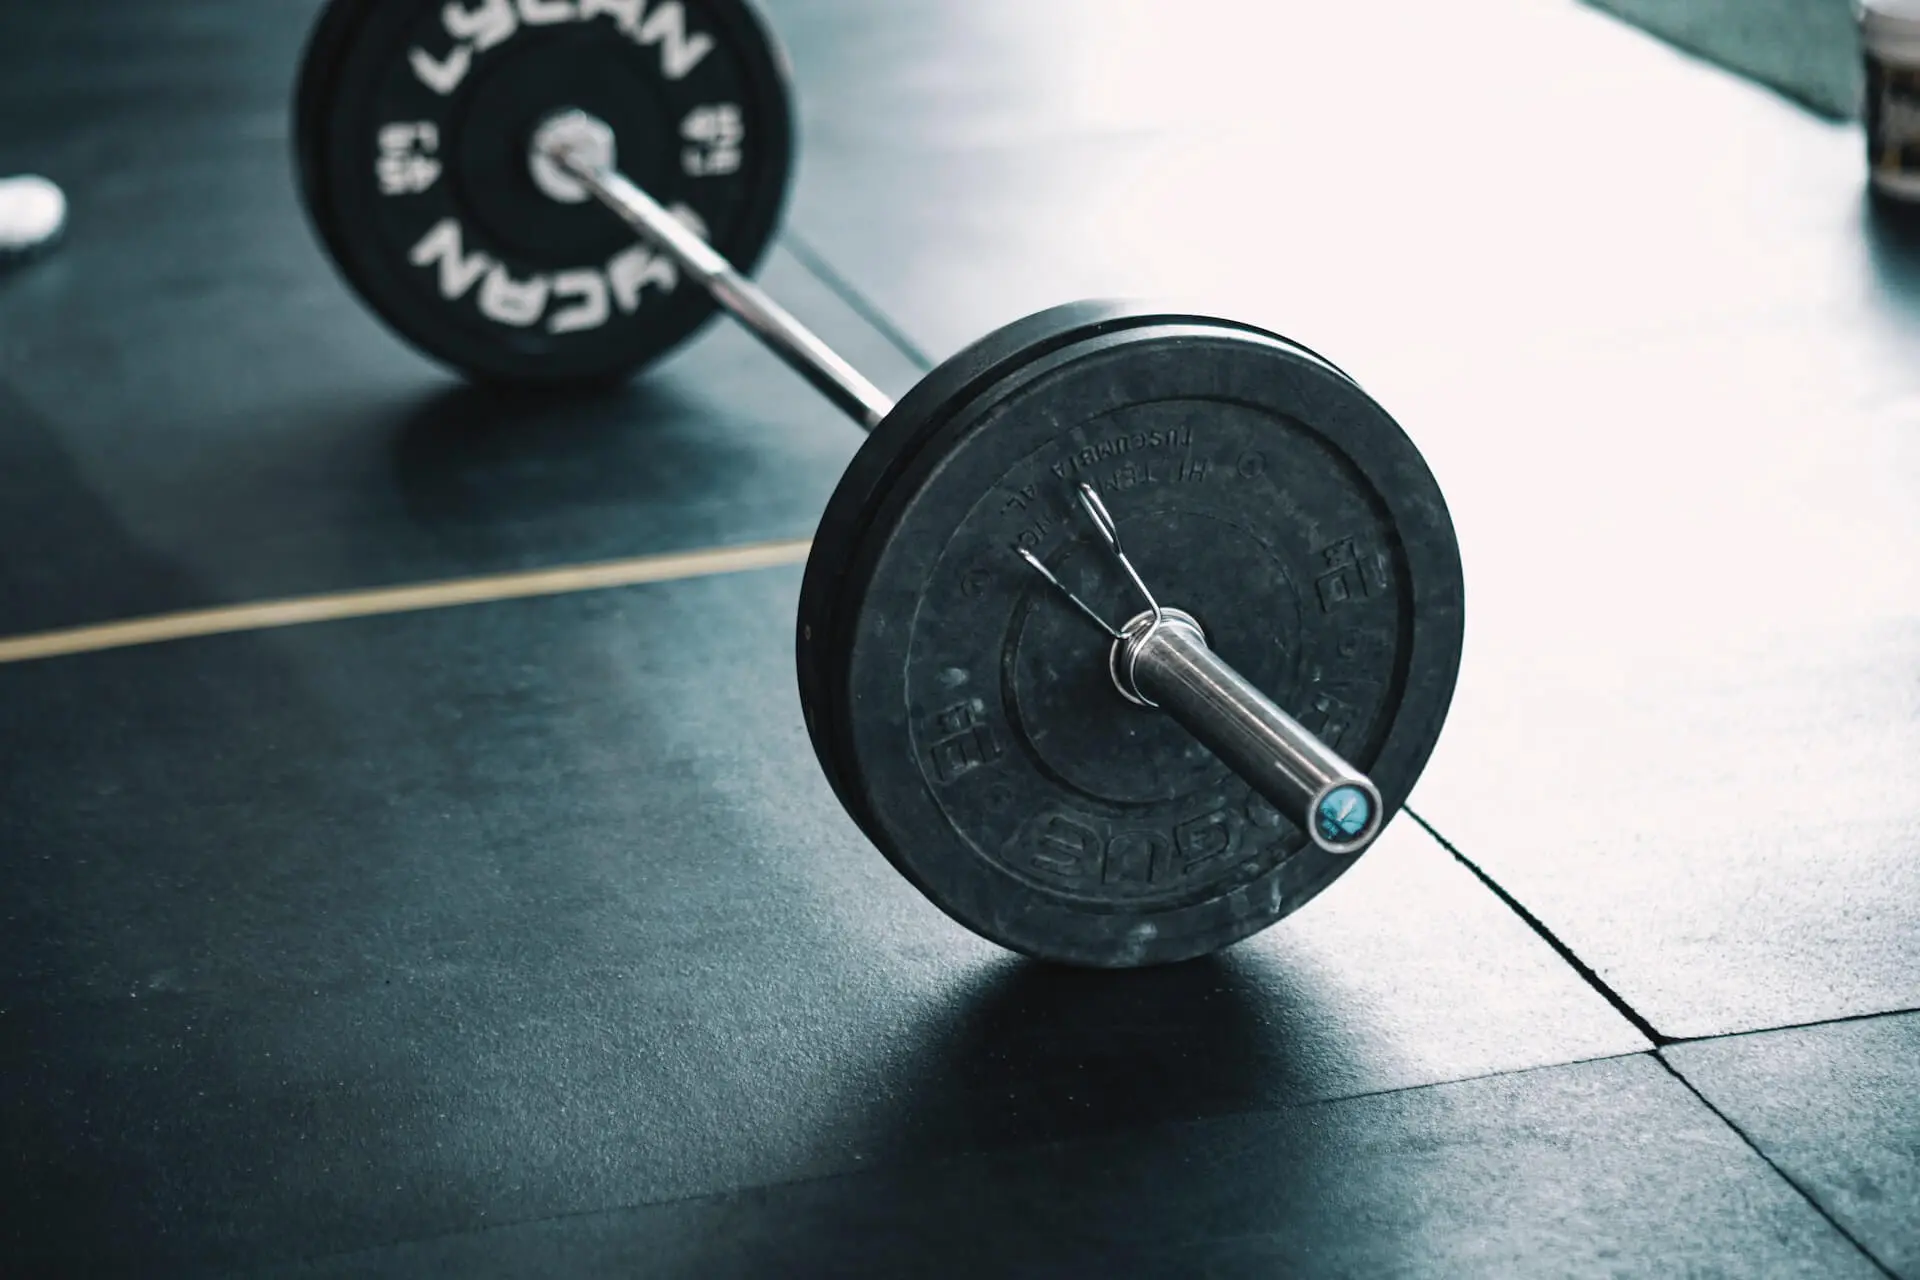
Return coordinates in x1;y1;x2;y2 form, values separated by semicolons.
259;1048;1665;1273
780;229;937;373
1664;1003;1920;1049
1652;1051;1898;1278
1405;809;1920;1050
1285;1047;1657;1116
0;538;814;666
1403;806;1670;1046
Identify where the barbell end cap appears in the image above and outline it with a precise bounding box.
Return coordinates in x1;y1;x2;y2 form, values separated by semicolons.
1309;779;1385;856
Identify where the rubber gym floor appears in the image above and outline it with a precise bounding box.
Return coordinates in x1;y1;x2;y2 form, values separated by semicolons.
3;0;1918;1275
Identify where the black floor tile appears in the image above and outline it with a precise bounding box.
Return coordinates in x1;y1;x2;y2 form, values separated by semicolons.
275;1054;1880;1279
1666;1011;1920;1279
0;239;910;636
0;570;1639;1272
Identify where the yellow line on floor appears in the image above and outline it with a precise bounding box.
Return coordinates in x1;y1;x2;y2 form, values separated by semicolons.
0;538;813;666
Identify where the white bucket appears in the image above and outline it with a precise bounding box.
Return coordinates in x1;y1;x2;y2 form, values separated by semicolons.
1861;0;1920;199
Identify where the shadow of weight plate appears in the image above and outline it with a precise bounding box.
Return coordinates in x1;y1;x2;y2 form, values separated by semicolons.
798;303;1465;968
295;0;793;383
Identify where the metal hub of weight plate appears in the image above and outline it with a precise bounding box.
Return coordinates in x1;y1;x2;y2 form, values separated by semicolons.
295;0;793;383
798;303;1464;968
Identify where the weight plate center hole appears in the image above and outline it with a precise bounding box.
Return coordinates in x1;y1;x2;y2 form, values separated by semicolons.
1108;607;1207;708
1006;511;1303;808
529;108;616;204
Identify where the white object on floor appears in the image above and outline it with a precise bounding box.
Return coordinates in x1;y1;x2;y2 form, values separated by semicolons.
0;174;67;258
